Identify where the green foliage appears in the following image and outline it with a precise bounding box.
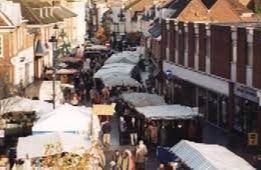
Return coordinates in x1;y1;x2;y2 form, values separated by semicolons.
255;5;261;13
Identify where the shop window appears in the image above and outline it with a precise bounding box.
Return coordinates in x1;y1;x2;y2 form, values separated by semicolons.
208;92;218;125
218;98;229;129
198;88;207;118
234;98;258;134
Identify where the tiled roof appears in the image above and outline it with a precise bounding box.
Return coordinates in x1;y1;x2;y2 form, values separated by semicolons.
12;0;76;25
169;0;191;18
53;6;77;19
12;0;62;25
226;0;253;14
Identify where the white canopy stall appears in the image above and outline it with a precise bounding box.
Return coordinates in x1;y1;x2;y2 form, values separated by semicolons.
104;51;141;64
17;132;91;159
120;93;166;107
94;63;140;87
0;96;53;117
99;74;141;87
135;105;199;120
32;104;100;138
170;140;255;170
94;63;136;78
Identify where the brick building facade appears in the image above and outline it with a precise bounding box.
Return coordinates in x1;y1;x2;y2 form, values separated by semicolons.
156;19;261;148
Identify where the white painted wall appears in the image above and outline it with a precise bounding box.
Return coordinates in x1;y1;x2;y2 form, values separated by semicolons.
11;47;34;86
67;1;87;46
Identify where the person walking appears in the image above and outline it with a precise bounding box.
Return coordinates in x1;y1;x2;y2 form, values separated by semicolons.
121;150;130;170
129;117;138;146
119;116;127;145
121;150;135;170
111;150;123;170
102;120;111;147
135;140;148;170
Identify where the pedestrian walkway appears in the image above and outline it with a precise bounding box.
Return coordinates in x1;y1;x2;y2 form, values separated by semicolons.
110;114;119;146
103;114;160;169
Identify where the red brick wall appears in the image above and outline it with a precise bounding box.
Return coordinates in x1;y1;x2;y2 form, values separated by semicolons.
169;20;175;62
253;29;261;89
210;25;231;79
188;22;195;68
161;20;167;60
178;22;185;65
236;28;247;84
198;24;206;71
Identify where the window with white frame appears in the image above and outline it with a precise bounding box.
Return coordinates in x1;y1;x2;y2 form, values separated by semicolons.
0;35;3;57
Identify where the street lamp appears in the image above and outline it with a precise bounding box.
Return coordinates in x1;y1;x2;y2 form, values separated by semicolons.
49;24;59;109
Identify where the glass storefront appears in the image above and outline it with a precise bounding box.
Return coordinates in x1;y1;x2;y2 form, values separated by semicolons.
234;97;258;134
197;88;229;129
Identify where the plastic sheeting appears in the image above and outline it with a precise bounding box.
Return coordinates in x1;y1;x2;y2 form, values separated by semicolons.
120;93;166;107
170;140;255;170
0;96;53;117
17;132;91;159
32;104;101;138
135;105;199;120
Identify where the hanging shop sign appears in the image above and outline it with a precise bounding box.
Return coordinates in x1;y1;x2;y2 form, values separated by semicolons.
234;84;258;103
248;132;258;146
257;90;261;106
92;103;115;116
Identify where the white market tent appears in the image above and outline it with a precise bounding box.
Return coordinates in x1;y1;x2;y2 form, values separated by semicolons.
135;105;199;120
99;74;141;87
94;63;135;78
32;104;101;138
104;51;141;65
170;140;255;170
0;96;53;117
120;93;166;107
17;132;91;159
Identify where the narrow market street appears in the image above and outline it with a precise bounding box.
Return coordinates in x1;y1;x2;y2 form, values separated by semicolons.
103;115;160;170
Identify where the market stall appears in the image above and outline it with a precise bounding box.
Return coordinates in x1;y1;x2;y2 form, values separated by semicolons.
0;96;53;118
17;132;91;159
104;51;141;65
16;132;105;169
135;105;198;120
120;92;166;107
134;105;201;146
169;140;255;170
93;63;136;79
85;45;109;51
45;69;78;84
98;74;141;88
92;104;115;122
32;104;101;139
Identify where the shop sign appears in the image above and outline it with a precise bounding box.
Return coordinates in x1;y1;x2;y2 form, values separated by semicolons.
257;90;261;106
234;84;258;103
248;133;258;146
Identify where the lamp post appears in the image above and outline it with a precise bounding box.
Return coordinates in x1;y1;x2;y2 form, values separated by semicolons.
49;24;59;109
